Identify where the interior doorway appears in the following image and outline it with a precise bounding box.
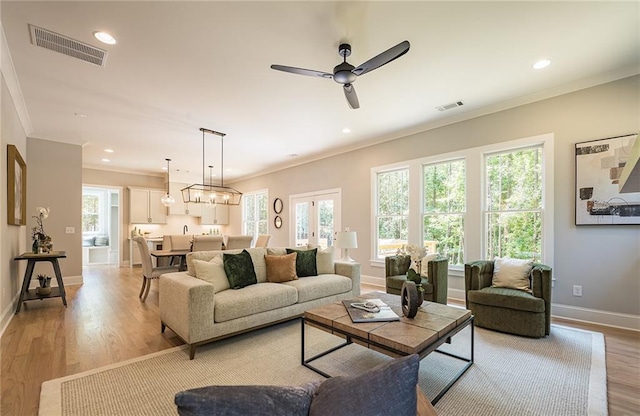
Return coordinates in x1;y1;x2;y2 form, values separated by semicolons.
82;185;121;265
290;189;341;250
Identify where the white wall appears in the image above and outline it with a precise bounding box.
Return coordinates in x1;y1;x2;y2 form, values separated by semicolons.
234;75;640;323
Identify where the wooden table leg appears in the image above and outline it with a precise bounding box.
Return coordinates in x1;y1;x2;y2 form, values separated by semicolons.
15;260;35;314
51;258;67;307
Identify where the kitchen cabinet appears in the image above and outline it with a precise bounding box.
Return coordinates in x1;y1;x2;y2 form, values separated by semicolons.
129;187;167;224
200;203;229;225
168;182;201;217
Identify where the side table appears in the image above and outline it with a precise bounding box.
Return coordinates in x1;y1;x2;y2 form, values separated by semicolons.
14;251;68;314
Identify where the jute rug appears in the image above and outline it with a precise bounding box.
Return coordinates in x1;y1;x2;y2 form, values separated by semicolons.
40;321;607;416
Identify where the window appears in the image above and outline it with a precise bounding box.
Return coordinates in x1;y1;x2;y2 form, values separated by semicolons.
82;191;104;234
423;159;466;266
242;190;268;241
375;168;409;259
485;146;543;261
371;133;553;269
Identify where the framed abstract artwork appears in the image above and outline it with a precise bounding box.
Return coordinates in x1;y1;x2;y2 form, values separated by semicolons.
7;144;27;226
575;133;640;225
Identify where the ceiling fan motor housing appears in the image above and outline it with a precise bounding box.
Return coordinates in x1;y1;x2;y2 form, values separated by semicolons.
333;62;357;84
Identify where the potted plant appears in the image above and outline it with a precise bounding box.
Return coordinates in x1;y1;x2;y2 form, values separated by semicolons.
31;207;53;253
36;274;52;295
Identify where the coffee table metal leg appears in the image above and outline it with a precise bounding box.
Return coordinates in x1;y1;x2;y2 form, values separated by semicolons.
429;317;474;405
301;317;350;378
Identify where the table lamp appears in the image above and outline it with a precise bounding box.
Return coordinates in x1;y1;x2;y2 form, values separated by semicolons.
335;230;358;262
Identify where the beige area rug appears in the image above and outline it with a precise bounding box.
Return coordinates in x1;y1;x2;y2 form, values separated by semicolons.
40;321;607;416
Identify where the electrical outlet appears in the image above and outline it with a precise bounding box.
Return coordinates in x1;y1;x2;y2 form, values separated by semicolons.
573;285;583;297
66;227;75;234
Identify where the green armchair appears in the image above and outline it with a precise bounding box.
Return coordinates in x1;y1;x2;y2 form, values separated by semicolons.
464;260;552;338
385;255;449;305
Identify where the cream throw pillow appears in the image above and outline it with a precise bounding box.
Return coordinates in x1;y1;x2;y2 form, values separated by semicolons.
265;252;298;283
316;246;335;274
193;257;230;293
491;257;533;293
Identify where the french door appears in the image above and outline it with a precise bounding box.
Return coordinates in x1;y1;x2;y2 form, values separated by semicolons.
290;189;341;250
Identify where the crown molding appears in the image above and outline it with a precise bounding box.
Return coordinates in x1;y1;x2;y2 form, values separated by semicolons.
1;23;33;136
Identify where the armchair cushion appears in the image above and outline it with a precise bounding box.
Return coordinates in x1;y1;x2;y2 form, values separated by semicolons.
491;257;533;293
467;287;544;313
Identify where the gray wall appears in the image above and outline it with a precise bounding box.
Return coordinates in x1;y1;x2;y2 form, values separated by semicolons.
1;74;28;330
27;138;83;280
234;75;640;317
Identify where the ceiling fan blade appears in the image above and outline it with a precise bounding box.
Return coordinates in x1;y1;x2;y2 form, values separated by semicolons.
270;64;333;79
352;40;410;77
343;84;360;109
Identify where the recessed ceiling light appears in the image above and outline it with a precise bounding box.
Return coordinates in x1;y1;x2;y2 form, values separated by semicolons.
104;148;114;153
74;112;87;118
101;158;110;162
533;59;551;70
342;128;351;134
93;31;116;45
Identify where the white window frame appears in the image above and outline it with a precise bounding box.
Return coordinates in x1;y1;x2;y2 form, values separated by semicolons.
82;189;107;236
371;166;411;261
242;189;269;242
371;133;554;272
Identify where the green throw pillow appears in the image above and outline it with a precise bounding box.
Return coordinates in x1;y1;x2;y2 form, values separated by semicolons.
286;248;318;277
223;250;257;289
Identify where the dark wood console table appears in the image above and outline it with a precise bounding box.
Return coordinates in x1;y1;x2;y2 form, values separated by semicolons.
14;251;67;314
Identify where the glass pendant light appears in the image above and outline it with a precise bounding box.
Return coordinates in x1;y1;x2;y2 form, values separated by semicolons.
161;158;176;207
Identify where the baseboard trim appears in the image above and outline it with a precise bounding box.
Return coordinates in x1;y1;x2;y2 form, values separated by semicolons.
0;291;20;338
361;275;384;288
551;303;639;332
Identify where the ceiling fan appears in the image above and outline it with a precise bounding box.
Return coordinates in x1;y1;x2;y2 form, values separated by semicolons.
270;40;410;109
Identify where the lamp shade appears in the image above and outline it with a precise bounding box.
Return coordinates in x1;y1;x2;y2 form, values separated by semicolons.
335;231;358;249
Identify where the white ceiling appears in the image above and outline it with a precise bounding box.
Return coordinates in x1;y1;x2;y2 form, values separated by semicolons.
2;1;639;184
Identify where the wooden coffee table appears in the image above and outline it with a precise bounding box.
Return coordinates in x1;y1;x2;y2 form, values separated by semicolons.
302;292;473;405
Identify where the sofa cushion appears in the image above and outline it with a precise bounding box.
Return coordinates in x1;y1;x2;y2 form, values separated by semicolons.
193;257;230;293
283;274;352;303
385;275;433;294
309;354;419;416
468;287;544;313
175;383;318;416
316;246;335;275
214;283;298;322
265;252;298;283
223;250;257;289
492;257;533;293
286;248;318;277
186;250;221;276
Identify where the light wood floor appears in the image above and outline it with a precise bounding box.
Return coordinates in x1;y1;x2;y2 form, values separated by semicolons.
1;266;638;415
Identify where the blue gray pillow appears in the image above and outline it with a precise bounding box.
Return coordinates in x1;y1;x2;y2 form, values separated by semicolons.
308;354;420;416
175;384;318;416
222;249;257;289
286;248;318;277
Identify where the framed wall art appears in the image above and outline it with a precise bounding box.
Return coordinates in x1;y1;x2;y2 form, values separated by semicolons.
7;144;27;226
575;133;640;225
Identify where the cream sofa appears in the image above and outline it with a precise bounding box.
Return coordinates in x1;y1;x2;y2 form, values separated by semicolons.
159;247;361;359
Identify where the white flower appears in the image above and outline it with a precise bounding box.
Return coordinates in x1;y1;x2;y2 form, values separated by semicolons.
37;207;50;219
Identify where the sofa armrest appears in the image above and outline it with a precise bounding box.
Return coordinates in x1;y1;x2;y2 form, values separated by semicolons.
159;272;215;344
334;261;361;296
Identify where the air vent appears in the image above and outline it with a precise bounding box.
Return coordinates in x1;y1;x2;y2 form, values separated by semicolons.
436;101;464;112
29;24;107;67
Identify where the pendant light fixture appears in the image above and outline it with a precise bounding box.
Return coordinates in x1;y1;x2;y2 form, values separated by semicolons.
181;128;242;205
161;158;176;207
